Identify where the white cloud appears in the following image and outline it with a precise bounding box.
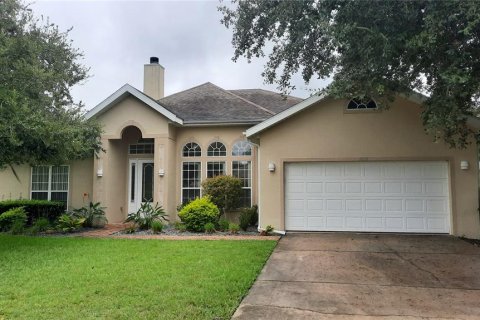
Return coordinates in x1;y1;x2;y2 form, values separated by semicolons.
32;0;330;110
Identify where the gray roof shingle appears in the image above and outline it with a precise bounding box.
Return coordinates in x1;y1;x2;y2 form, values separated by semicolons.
158;82;302;124
229;89;303;114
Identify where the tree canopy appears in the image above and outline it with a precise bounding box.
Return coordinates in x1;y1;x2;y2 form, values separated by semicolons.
0;0;102;169
220;0;480;148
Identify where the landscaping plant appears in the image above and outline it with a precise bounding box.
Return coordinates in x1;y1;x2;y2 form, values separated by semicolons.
0;207;27;232
178;196;220;232
56;214;85;233
239;205;258;231
202;175;242;215
229;223;240;234
151;221;163;234
204;222;215;234
174;221;187;233
71;202;107;228
0;200;64;225
217;218;230;232
125;202;168;230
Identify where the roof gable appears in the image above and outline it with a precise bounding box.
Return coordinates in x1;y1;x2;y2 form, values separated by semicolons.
158;82;276;124
246;91;480;137
85;84;183;125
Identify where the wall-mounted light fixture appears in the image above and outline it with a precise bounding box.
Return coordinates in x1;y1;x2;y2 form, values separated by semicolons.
460;160;469;170
158;169;165;177
268;163;276;172
96;169;103;177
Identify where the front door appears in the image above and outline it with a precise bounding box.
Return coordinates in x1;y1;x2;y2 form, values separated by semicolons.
128;159;154;213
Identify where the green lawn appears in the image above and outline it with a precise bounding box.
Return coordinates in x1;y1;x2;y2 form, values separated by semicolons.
0;235;276;320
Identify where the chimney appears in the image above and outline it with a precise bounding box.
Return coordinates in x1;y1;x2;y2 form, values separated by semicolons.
143;57;164;99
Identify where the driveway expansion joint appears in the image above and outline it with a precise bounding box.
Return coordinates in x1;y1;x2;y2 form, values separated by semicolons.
257;279;480;291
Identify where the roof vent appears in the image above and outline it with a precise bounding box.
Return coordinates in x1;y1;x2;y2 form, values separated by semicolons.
150;57;159;64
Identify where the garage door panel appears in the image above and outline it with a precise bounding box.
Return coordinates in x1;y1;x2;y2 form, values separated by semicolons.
285;161;450;233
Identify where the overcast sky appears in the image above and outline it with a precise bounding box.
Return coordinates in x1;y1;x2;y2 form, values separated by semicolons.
32;0;329;110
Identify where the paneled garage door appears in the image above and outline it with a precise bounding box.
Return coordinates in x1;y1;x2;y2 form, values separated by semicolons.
285;161;450;233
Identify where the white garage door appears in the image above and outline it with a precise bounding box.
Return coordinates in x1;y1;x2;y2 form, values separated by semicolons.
285;161;450;233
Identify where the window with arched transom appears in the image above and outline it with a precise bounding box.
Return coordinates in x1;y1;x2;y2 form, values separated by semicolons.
182;142;201;157
232;141;252;156
207;141;226;157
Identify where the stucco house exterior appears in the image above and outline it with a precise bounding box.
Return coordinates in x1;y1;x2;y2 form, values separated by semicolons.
1;57;480;238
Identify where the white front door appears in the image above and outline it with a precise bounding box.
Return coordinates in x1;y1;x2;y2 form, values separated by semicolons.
128;159;154;213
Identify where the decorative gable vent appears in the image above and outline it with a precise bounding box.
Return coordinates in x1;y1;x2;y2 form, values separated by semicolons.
347;98;377;110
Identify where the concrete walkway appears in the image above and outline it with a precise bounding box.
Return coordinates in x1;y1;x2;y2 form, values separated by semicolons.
233;233;480;319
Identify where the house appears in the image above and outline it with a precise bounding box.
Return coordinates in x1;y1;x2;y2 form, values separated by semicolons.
1;57;480;238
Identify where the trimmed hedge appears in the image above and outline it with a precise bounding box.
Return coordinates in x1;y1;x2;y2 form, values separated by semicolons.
0;207;27;232
0;200;65;225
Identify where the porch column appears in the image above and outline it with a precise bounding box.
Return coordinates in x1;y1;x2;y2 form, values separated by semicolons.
154;137;167;209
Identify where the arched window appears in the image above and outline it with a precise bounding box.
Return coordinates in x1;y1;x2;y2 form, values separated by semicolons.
347;98;377;110
182;142;201;157
207;141;226;156
232;141;252;156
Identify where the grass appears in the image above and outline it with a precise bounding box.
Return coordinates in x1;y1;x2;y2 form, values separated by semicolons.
0;235;276;319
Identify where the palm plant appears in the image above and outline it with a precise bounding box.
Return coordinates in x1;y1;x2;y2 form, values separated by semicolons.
125;202;168;230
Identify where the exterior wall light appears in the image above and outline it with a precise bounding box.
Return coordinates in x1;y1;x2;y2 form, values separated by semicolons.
268;163;276;172
158;169;165;177
460;160;469;170
96;169;103;177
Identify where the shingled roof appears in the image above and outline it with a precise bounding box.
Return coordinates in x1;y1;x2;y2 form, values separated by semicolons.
229;89;303;115
158;82;302;124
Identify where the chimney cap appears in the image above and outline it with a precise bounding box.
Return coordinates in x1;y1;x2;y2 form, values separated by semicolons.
149;57;159;64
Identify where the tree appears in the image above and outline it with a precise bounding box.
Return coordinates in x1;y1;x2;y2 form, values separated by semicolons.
220;0;480;148
201;175;243;214
0;0;102;172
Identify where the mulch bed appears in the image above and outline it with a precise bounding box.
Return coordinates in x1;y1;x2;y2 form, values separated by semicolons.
111;225;281;241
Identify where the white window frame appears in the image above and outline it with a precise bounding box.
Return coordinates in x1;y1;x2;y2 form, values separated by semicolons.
30;165;70;206
207;141;227;157
206;161;227;179
232;141;252;156
232;160;252;207
181;161;202;204
182;142;202;157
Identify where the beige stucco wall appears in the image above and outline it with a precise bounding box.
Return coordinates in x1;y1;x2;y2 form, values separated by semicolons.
174;126;258;218
0;159;93;209
255;97;480;238
69;159;94;209
0;165;31;201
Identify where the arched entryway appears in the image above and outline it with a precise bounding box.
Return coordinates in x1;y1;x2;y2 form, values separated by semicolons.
121;126;155;213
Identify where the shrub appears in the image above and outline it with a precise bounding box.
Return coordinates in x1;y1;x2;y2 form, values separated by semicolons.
229;223;240;234
0;207;28;232
152;221;163;234
239;205;258;231
178;197;220;232
10;220;26;235
239;212;250;231
56;214;85;233
217;218;230;232
204;222;216;234
125;202;168;230
260;225;275;236
174;222;187;233
0;200;64;225
71;202;107;228
202;175;243;212
33;217;51;232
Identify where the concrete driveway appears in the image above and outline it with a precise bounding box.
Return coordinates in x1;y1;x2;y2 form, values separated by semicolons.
233;233;480;319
